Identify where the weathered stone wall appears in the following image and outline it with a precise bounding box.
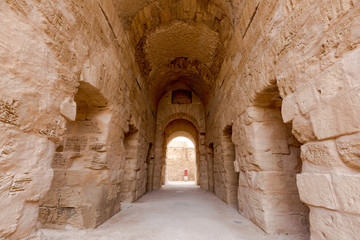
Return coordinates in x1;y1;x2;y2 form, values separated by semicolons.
120;126;150;202
39;82;116;229
205;0;360;237
232;106;308;234
166;143;196;182
1;0;360;239
210;126;238;207
0;0;156;238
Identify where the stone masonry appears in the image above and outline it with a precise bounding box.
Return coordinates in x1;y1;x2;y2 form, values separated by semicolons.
1;0;360;239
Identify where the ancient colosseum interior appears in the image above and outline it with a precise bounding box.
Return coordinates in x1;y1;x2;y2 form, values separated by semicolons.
1;0;360;239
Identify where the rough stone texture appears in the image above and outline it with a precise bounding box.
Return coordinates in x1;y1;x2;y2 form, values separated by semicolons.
229;106;308;234
38;84;118;229
336;133;360;169
0;0;155;237
1;0;360;239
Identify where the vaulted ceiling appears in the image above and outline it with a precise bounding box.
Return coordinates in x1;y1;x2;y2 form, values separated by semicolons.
111;0;242;106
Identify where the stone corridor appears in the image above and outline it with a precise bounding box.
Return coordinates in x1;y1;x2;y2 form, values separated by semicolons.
1;0;360;239
42;183;308;240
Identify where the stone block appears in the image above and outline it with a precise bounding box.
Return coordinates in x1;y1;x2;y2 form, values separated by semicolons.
296;173;338;210
261;192;309;215
292;115;316;143
315;61;351;101
120;180;136;192
60;100;77;121
248;152;282;171
246;123;272;153
332;174;360;214
254;172;298;193
295;84;319;115
343;47;360;88
335;133;360;169
123;170;137;181
310;90;360;140
309;103;338;140
120;192;136;202
309;207;360;240
301;140;344;167
263;211;308;234
281;94;298;123
58;187;82;207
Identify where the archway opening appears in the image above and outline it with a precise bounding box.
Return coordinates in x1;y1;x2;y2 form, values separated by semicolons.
158;119;202;188
165;137;196;184
235;84;310;235
38;81;113;229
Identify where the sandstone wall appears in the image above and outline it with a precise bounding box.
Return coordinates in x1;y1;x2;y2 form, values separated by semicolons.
0;0;156;237
232;106;308;234
205;0;360;237
1;0;360;239
210;126;238;207
39;82;116;229
120;126;150;202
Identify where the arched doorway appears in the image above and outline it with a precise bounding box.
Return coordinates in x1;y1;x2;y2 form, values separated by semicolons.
160;119;201;188
165;136;196;184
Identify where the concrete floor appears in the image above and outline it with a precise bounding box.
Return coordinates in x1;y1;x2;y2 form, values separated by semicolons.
42;182;309;240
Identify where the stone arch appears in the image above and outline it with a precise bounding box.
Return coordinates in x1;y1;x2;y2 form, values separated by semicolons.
156;90;206;133
162;113;203;134
38;81;116;229
232;83;309;235
162;119;200;185
151;90;206;189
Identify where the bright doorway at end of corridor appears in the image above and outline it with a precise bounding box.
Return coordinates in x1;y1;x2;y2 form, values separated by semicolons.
165;137;196;185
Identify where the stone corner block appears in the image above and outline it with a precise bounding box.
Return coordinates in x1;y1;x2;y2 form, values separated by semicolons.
60;100;77;121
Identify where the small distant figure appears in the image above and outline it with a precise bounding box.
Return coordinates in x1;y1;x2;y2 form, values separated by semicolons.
184;169;189;181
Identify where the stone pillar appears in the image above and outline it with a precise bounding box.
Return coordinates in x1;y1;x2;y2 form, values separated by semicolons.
232;106;308;234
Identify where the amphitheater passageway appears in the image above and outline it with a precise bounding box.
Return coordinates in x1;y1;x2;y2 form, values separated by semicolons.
2;1;360;239
41;183;308;240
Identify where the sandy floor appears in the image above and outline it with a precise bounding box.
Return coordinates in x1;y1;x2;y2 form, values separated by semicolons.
42;182;309;240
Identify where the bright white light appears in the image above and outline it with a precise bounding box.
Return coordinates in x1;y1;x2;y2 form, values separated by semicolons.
169;137;195;148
